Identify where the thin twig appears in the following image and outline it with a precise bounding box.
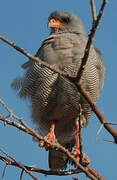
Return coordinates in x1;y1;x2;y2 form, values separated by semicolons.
0;155;81;176
0;114;103;180
20;169;24;180
0;35;73;80
0;1;109;179
2;163;8;178
0;148;40;180
0;114;33;136
0;98;22;121
0;1;114;146
0;155;105;179
0;114;53;147
96;124;104;142
77;83;117;144
90;0;97;21
1;107;94;179
75;0;108;82
103;139;115;143
104;122;117;126
88;166;105;180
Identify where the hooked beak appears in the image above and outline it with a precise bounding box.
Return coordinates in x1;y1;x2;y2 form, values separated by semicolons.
48;18;65;29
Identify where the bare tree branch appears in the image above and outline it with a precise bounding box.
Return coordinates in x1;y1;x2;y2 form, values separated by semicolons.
20;169;24;180
0;0;110;179
0;148;40;180
76;0;108;82
0;155;82;176
90;0;97;21
0;102;105;180
0;1;114;145
0;154;105;179
0;35;72;79
77;84;117;143
0;98;22;120
2;163;8;178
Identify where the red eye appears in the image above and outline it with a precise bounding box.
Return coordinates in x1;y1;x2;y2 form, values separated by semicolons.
62;18;70;23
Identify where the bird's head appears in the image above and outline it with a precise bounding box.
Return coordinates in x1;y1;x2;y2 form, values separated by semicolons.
48;11;87;36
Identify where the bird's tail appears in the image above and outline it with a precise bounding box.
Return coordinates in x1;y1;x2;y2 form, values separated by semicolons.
49;140;75;171
49;148;68;171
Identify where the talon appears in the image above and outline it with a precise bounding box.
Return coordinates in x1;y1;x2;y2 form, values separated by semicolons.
82;152;91;165
45;143;50;151
71;122;90;168
38;121;57;150
72;149;80;156
39;140;45;147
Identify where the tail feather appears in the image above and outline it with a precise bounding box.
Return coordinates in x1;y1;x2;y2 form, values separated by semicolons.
49;148;68;171
49;140;75;171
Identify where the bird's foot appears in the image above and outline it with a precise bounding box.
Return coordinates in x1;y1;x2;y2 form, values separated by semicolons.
39;121;57;151
71;149;90;168
70;122;90;167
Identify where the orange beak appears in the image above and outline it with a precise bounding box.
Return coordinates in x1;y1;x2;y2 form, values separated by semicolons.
48;18;65;29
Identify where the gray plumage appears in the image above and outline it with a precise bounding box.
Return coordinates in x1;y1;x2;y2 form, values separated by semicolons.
11;11;105;171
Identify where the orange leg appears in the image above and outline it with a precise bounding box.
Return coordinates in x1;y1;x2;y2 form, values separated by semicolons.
39;120;56;151
72;122;90;167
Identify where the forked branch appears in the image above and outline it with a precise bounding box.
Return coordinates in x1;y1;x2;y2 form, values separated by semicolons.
0;100;105;180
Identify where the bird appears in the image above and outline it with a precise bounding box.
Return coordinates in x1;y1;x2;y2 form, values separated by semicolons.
11;10;105;171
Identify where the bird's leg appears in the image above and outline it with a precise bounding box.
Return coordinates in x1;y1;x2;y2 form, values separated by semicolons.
72;122;81;164
72;119;90;167
39;120;57;151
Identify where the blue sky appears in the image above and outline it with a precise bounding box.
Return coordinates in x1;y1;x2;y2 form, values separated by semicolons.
0;0;117;180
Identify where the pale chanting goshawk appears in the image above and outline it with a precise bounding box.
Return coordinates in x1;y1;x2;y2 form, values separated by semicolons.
11;11;105;171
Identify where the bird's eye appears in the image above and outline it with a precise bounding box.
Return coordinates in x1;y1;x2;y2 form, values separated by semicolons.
62;17;70;23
